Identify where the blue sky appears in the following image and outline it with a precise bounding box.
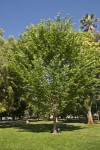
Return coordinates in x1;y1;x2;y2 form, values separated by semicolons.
0;0;100;39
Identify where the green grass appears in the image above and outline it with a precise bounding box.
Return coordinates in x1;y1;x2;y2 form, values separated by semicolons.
0;119;100;150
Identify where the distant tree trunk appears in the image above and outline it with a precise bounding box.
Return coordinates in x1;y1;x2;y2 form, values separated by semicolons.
56;117;58;122
0;116;2;121
19;116;22;120
47;114;50;120
37;115;39;121
97;113;100;121
53;115;57;134
87;94;95;124
12;116;15;121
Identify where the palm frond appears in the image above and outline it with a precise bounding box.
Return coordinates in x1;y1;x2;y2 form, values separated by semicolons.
93;24;97;28
94;18;99;23
91;14;95;19
80;26;84;29
85;14;88;19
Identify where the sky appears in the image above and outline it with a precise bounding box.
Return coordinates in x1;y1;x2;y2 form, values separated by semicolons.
0;0;100;39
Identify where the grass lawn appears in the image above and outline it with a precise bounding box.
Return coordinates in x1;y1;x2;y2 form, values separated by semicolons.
0;119;100;150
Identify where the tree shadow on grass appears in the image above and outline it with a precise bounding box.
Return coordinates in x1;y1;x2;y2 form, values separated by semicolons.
59;119;87;124
0;120;86;133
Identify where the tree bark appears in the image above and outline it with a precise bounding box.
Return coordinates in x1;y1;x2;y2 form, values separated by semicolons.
87;107;94;124
53;115;57;134
87;94;95;124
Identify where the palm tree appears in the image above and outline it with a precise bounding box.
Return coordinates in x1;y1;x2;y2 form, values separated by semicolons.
80;13;99;33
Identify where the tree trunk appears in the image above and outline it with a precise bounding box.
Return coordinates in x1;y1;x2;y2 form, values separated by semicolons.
87;107;94;124
87;94;95;124
99;114;100;121
53;115;57;134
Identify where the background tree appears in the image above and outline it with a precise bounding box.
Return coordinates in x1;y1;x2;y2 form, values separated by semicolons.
0;31;21;120
79;13;100;124
0;29;14;119
73;32;100;124
10;99;28;120
59;32;100;124
94;31;100;42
